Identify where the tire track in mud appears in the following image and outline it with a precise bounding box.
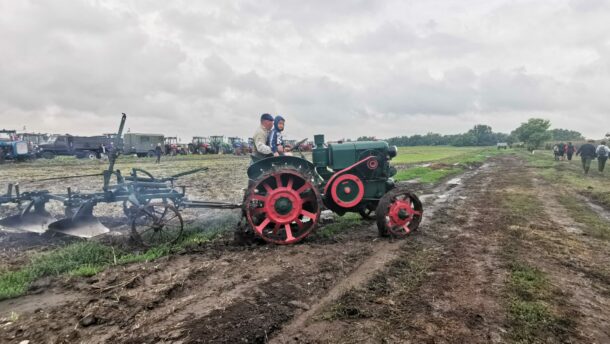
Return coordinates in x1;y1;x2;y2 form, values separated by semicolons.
523;173;610;343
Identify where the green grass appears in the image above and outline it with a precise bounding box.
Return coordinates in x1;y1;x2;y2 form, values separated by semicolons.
395;166;458;183
0;216;237;301
315;213;362;239
0;242;116;300
557;194;610;240
519;149;610;208
394;147;508;183
391;146;492;164
507;262;564;343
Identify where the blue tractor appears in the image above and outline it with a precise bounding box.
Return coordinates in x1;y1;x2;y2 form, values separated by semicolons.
0;130;30;161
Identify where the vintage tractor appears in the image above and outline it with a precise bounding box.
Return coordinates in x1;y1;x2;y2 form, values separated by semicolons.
190;136;212;154
0;130;30;161
239;134;423;244
165;137;189;156
209;136;233;154
228;137;245;155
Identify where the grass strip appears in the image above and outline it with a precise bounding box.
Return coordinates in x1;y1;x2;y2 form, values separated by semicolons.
315;213;362;239
394;147;509;183
506;261;571;343
556;194;610;240
0;216;236;301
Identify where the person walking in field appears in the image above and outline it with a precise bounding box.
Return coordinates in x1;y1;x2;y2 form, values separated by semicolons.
154;143;162;164
566;142;576;161
576;140;597;175
596;140;610;172
557;142;566;160
553;144;560;161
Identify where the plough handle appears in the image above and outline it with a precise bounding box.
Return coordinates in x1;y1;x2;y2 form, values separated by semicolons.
104;113;127;191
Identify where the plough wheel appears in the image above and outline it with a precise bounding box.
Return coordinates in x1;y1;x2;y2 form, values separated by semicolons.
376;187;423;237
244;169;321;244
131;203;183;247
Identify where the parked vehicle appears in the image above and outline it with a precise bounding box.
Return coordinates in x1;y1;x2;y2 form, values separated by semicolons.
18;133;49;154
228;137;245;155
164;137;188;156
189;136;212;154
0;130;30;161
37;135;115;159
123;133;165;157
209;135;233;154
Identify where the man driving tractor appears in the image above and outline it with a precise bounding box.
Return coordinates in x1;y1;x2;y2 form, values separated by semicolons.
251;113;274;161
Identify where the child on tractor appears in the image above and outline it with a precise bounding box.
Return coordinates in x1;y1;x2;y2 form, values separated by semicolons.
269;115;292;156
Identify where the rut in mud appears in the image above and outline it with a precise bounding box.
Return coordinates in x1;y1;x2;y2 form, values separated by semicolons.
1;155;609;344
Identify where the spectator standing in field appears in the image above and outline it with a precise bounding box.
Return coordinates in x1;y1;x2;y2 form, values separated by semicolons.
576;140;597;175
154;143;162;164
252;113;274;161
566;142;576;161
553;144;560;161
596;140;610;172
557;142;566;160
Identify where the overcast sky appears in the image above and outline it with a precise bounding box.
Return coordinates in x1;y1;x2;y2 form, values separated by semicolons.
1;0;609;141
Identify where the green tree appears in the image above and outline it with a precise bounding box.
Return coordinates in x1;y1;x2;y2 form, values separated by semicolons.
512;118;552;151
468;124;495;146
550;128;584;141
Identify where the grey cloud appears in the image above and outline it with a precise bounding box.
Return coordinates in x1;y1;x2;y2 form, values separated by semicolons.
2;0;610;139
478;69;561;111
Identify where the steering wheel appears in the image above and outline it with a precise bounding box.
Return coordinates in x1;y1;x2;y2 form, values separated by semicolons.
292;138;309;158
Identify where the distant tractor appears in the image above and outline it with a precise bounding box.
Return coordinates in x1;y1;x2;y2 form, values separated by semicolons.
299;140;313;152
123;133;165;157
164;137;187;156
37;134;113;159
209;135;233;154
239;134;423;244
0;130;30;161
190;136;212;154
18;133;49;155
228;137;245;155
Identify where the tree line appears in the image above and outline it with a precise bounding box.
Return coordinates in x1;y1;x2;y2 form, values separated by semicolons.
364;120;584;149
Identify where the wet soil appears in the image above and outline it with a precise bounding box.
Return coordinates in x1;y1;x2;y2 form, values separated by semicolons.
1;155;609;343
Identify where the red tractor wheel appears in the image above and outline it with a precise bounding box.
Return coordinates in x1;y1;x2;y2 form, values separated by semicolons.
244;169;321;244
376;187;423;237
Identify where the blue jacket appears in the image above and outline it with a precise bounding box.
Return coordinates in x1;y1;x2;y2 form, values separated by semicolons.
268;116;285;153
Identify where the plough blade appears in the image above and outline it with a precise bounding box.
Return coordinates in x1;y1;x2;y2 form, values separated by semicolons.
48;202;109;238
0;212;55;234
48;216;109;238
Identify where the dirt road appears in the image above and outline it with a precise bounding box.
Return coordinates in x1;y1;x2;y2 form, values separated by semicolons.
1;155;608;343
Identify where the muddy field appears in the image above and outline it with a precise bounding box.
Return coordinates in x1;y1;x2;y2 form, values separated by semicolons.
1;152;609;343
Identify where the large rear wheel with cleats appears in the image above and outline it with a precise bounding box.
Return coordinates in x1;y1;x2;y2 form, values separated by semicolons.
244;169;321;244
376;187;423;237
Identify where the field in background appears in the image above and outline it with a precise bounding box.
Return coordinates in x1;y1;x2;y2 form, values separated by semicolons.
392;146;493;164
394;146;505;183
